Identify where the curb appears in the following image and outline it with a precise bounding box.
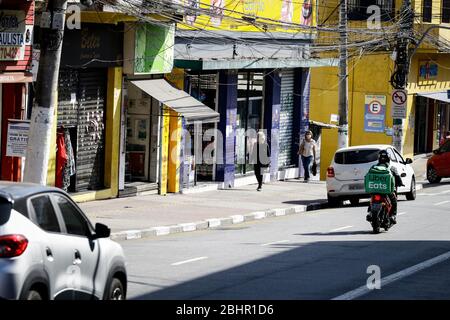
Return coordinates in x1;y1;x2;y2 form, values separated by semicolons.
110;201;329;241
109;183;425;241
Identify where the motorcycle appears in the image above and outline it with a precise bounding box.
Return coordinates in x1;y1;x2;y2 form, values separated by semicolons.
367;193;396;234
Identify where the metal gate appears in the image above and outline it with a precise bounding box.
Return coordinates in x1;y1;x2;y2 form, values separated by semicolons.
278;69;295;168
58;68;106;192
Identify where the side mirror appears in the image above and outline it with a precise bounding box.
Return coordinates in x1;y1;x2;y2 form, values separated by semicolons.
93;223;111;239
405;158;413;164
433;149;441;155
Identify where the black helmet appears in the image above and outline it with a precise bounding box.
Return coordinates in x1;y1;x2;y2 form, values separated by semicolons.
378;150;390;165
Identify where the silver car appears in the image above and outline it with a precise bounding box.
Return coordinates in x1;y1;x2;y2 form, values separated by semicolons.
0;182;127;300
326;145;416;207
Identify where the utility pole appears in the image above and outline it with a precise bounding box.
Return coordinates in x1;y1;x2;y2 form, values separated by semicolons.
390;0;414;154
338;0;349;150
24;0;68;185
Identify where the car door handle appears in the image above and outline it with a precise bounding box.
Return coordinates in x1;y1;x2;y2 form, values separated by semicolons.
73;250;82;265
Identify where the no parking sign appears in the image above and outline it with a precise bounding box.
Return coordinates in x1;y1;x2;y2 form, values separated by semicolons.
364;95;386;133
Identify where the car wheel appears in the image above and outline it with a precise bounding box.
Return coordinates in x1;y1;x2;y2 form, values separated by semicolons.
405;177;416;201
25;290;43;300
327;194;341;208
106;278;125;300
427;166;441;184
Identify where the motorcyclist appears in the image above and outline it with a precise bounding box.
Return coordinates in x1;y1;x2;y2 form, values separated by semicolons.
366;150;404;224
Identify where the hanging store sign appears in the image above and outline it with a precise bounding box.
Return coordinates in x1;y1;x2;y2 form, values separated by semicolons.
6;119;30;157
61;24;123;68
124;23;174;75
0;11;30;61
364;95;386;133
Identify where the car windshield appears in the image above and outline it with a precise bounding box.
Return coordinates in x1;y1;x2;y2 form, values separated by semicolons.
335;149;380;164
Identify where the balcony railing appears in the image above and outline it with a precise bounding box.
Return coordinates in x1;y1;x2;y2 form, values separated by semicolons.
347;0;395;21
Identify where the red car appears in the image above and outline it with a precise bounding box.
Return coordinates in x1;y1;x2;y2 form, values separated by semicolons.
427;139;450;183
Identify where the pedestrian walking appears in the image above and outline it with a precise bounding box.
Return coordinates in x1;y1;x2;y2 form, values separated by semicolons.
253;131;271;191
298;130;317;182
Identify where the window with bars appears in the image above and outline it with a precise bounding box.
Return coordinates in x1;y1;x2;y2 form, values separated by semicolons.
443;0;450;23
422;0;432;22
348;0;395;21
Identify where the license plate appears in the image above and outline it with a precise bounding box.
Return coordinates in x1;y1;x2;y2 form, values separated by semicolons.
349;184;364;190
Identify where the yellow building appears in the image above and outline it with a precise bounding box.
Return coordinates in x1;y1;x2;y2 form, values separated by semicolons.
311;0;450;180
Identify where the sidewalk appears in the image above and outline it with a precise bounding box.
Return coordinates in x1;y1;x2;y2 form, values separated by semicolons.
80;156;428;241
80;179;329;241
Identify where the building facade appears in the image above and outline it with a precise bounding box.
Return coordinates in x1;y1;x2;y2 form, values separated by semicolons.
311;0;450;180
0;0;34;182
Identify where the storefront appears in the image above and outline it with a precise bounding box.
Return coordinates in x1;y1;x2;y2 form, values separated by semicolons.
414;92;450;154
122;22;219;195
0;1;34;182
57;23;123;192
123;77;161;186
235;71;264;176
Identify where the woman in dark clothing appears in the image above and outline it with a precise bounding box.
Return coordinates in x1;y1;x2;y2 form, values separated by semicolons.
254;131;271;191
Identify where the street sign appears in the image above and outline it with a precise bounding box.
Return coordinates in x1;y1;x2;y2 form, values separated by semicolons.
364;95;386;133
391;89;407;119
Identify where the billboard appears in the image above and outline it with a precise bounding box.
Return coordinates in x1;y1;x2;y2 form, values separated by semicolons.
179;0;317;33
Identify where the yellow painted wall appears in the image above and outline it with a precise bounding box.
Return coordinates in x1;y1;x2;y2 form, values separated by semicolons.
180;0;317;34
311;52;450;181
168;110;181;193
47;102;58;186
104;67;122;198
160;107;170;195
165;69;184;193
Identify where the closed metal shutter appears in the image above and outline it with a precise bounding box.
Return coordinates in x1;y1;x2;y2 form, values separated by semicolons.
58;68;106;192
278;69;295;168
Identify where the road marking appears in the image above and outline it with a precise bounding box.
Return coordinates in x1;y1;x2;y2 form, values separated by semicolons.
171;257;208;266
332;250;450;300
434;201;450;206
398;212;407;216
261;240;290;246
330;226;353;232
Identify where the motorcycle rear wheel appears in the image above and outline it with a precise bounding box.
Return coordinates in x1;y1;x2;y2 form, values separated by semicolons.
372;218;380;234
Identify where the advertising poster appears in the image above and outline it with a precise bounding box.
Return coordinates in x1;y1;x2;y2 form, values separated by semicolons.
6;120;30;157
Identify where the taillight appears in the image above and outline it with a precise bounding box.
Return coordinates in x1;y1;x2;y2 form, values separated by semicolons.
0;235;28;258
372;194;382;202
327;166;335;178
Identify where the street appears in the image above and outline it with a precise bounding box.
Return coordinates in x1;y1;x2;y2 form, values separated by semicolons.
121;181;450;300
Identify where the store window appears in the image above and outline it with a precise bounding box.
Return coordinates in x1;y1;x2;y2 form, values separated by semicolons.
186;72;218;184
443;0;450;23
422;0;432;22
235;71;264;175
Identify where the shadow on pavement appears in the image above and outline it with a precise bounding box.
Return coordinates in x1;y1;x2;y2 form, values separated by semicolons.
420;180;450;189
130;240;450;300
283;200;328;206
298;230;374;236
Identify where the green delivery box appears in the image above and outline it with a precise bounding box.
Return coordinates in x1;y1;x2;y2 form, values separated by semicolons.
364;165;395;194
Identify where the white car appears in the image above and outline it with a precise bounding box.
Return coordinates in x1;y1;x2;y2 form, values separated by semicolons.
0;182;127;300
326;145;416;207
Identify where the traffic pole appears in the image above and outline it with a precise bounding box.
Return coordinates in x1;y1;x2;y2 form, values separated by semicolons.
23;0;68;185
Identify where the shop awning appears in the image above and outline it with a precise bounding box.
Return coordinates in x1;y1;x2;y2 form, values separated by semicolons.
417;91;450;103
130;79;219;124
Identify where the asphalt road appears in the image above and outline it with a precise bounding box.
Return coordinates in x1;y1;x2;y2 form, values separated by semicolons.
121;180;450;300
